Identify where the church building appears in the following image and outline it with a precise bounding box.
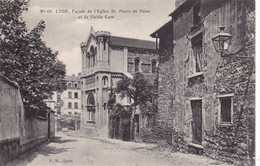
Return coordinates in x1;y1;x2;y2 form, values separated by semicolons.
80;28;158;136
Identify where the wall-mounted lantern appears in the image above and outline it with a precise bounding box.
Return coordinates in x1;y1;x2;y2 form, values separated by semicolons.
212;26;232;56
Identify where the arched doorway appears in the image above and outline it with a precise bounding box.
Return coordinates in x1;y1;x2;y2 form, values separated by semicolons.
87;93;95;122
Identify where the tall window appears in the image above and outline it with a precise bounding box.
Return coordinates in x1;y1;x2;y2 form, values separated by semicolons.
74;102;78;109
192;34;203;73
75;83;78;88
68;92;72;98
102;76;108;86
68;102;72;109
104;103;107;110
74;92;78;98
152;60;157;73
68;83;72;88
104;38;107;50
135;58;140;72
193;2;201;26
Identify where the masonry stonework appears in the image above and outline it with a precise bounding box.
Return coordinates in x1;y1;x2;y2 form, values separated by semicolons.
149;0;255;165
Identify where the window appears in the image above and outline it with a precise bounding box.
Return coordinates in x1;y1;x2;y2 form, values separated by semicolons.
75;83;78;88
152;60;157;73
102;76;108;86
104;38;106;50
74;102;78;109
192;35;203;73
74;92;78;98
104;103;106;110
135;58;140;72
218;95;233;124
68;102;72;109
57;94;61;102
113;94;116;103
68;112;71;115
74;112;78;115
68;92;72;98
193;2;201;26
68;83;72;88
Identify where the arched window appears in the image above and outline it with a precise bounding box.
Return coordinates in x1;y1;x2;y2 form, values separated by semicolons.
68;82;72;88
102;76;108;86
75;83;78;88
152;60;157;73
104;38;107;50
87;93;95;106
135;58;140;72
87;93;95;121
104;103;107;110
87;54;90;67
90;46;95;66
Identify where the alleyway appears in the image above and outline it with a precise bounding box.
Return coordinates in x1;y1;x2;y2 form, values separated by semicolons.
7;132;233;166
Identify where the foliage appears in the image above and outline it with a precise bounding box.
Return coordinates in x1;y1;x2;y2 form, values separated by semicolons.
0;0;66;117
108;103;132;122
56;114;81;130
115;72;154;107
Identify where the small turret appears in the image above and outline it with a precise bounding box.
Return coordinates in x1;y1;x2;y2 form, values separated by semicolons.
96;31;111;64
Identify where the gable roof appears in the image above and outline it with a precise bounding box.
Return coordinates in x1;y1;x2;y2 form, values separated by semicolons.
110;36;156;50
150;20;172;38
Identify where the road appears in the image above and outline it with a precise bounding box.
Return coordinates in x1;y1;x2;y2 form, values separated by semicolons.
7;132;232;166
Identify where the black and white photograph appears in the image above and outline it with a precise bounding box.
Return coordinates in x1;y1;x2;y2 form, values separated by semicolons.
0;0;256;165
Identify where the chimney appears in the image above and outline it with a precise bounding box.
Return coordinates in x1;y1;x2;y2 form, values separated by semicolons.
175;0;186;8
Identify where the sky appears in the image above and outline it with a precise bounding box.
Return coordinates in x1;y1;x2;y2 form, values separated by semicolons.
22;0;176;75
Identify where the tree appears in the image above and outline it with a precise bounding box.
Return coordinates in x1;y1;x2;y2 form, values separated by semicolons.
0;0;66;117
114;72;154;113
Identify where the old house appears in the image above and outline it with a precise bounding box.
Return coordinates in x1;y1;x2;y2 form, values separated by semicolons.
52;75;82;115
80;28;158;138
150;0;255;165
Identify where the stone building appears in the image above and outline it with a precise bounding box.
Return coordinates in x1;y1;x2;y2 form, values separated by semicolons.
80;28;158;137
52;74;81;115
150;0;255;165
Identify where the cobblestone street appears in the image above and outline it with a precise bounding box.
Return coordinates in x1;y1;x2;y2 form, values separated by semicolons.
7;132;233;166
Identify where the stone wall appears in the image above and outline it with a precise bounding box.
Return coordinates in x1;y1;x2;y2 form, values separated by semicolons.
150;0;254;165
0;75;55;165
204;56;254;165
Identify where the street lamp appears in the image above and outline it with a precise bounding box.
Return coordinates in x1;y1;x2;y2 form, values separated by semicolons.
212;26;232;56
